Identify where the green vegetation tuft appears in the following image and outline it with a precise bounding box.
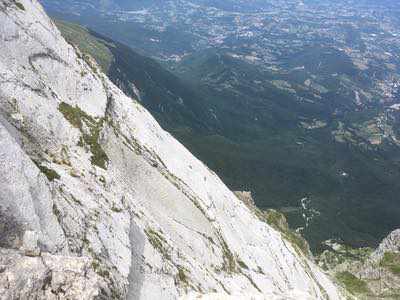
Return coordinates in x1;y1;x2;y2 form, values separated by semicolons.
85;121;109;169
59;102;87;128
335;271;369;295
52;203;61;218
111;205;123;213
71;195;82;206
145;228;170;260
91;260;110;278
237;258;249;270
265;209;289;232
33;161;60;181
380;252;400;275
14;1;25;11
284;230;311;257
219;236;236;273
177;266;189;286
58;102;109;169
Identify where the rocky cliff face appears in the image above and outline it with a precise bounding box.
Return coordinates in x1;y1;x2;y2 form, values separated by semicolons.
357;230;400;298
0;1;342;299
371;229;400;261
317;230;400;299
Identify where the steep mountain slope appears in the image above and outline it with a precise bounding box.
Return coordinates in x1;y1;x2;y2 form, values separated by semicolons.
0;0;342;299
49;19;400;251
39;0;400;252
54;20;215;134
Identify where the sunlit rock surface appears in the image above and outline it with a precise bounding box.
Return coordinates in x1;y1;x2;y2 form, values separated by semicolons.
0;0;342;299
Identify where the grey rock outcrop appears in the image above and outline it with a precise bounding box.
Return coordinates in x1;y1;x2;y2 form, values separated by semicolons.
357;229;400;297
317;230;400;299
371;229;400;261
0;0;343;299
0;248;105;300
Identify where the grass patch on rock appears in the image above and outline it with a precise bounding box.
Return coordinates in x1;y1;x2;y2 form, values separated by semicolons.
58;102;108;169
380;252;400;275
13;1;25;10
33;161;60;181
219;236;237;273
335;271;369;295
176;266;190;286
145;228;170;260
